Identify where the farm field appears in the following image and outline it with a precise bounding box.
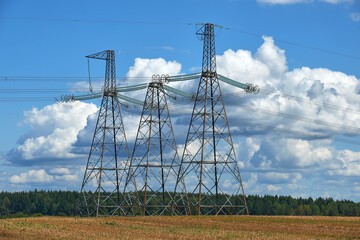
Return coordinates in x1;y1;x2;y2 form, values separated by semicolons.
1;215;360;239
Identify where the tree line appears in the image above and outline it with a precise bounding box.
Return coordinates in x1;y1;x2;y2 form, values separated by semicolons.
0;190;359;218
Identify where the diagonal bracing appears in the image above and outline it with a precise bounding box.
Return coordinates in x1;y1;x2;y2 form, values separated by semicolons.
174;23;249;215
78;50;131;216
124;76;188;216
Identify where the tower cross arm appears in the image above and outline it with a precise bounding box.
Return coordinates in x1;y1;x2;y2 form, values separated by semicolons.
218;74;260;94
58;92;102;102
86;50;112;60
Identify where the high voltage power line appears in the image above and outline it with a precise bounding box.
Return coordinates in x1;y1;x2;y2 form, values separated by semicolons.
166;99;360;133
1;21;358;214
2;80;360;136
0;88;90;92
0;19;357;214
66;98;360;146
4;82;356;118
115;102;360;146
0;16;191;26
0;18;358;149
1;16;359;61
118;102;360;146
4;77;358;116
257;89;360;114
3;90;355;144
61;92;359;142
0;76;152;81
175;88;360;115
5;96;350;143
224;27;360;61
0;97;56;102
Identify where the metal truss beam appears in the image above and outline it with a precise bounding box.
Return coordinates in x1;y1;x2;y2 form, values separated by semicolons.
124;78;188;216
79;50;131;216
174;23;249;215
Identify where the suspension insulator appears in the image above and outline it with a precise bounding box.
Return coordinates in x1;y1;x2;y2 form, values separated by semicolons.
245;83;253;93
253;85;260;94
165;74;170;83
245;83;260;94
152;74;170;84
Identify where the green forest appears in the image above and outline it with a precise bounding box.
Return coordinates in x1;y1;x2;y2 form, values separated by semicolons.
0;190;359;218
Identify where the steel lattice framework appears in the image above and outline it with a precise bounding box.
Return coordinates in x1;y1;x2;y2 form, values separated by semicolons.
174;23;249;215
78;50;131;216
124;78;188;216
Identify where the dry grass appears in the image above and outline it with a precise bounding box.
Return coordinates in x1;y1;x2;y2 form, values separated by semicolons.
0;215;360;239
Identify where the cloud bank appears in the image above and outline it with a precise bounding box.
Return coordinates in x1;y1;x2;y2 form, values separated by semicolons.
5;102;98;166
3;37;360;201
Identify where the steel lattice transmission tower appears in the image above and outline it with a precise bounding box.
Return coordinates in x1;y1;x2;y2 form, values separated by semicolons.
78;50;131;216
174;23;249;215
124;76;188;216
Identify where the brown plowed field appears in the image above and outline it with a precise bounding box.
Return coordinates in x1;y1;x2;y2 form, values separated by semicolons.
0;215;359;239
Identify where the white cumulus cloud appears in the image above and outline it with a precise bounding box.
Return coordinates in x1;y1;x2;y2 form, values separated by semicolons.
126;57;181;83
217;36;360;140
327;150;360;177
262;172;302;183
120;57;183;142
10;169;53;184
214;36;359;199
54;174;79;182
267;184;282;191
6;102;98;165
49;167;71;175
4;35;360;201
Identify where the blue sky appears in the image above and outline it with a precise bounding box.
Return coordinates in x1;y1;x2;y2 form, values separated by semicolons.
0;0;360;201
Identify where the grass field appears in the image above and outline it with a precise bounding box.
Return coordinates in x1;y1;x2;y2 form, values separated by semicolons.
1;215;360;239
